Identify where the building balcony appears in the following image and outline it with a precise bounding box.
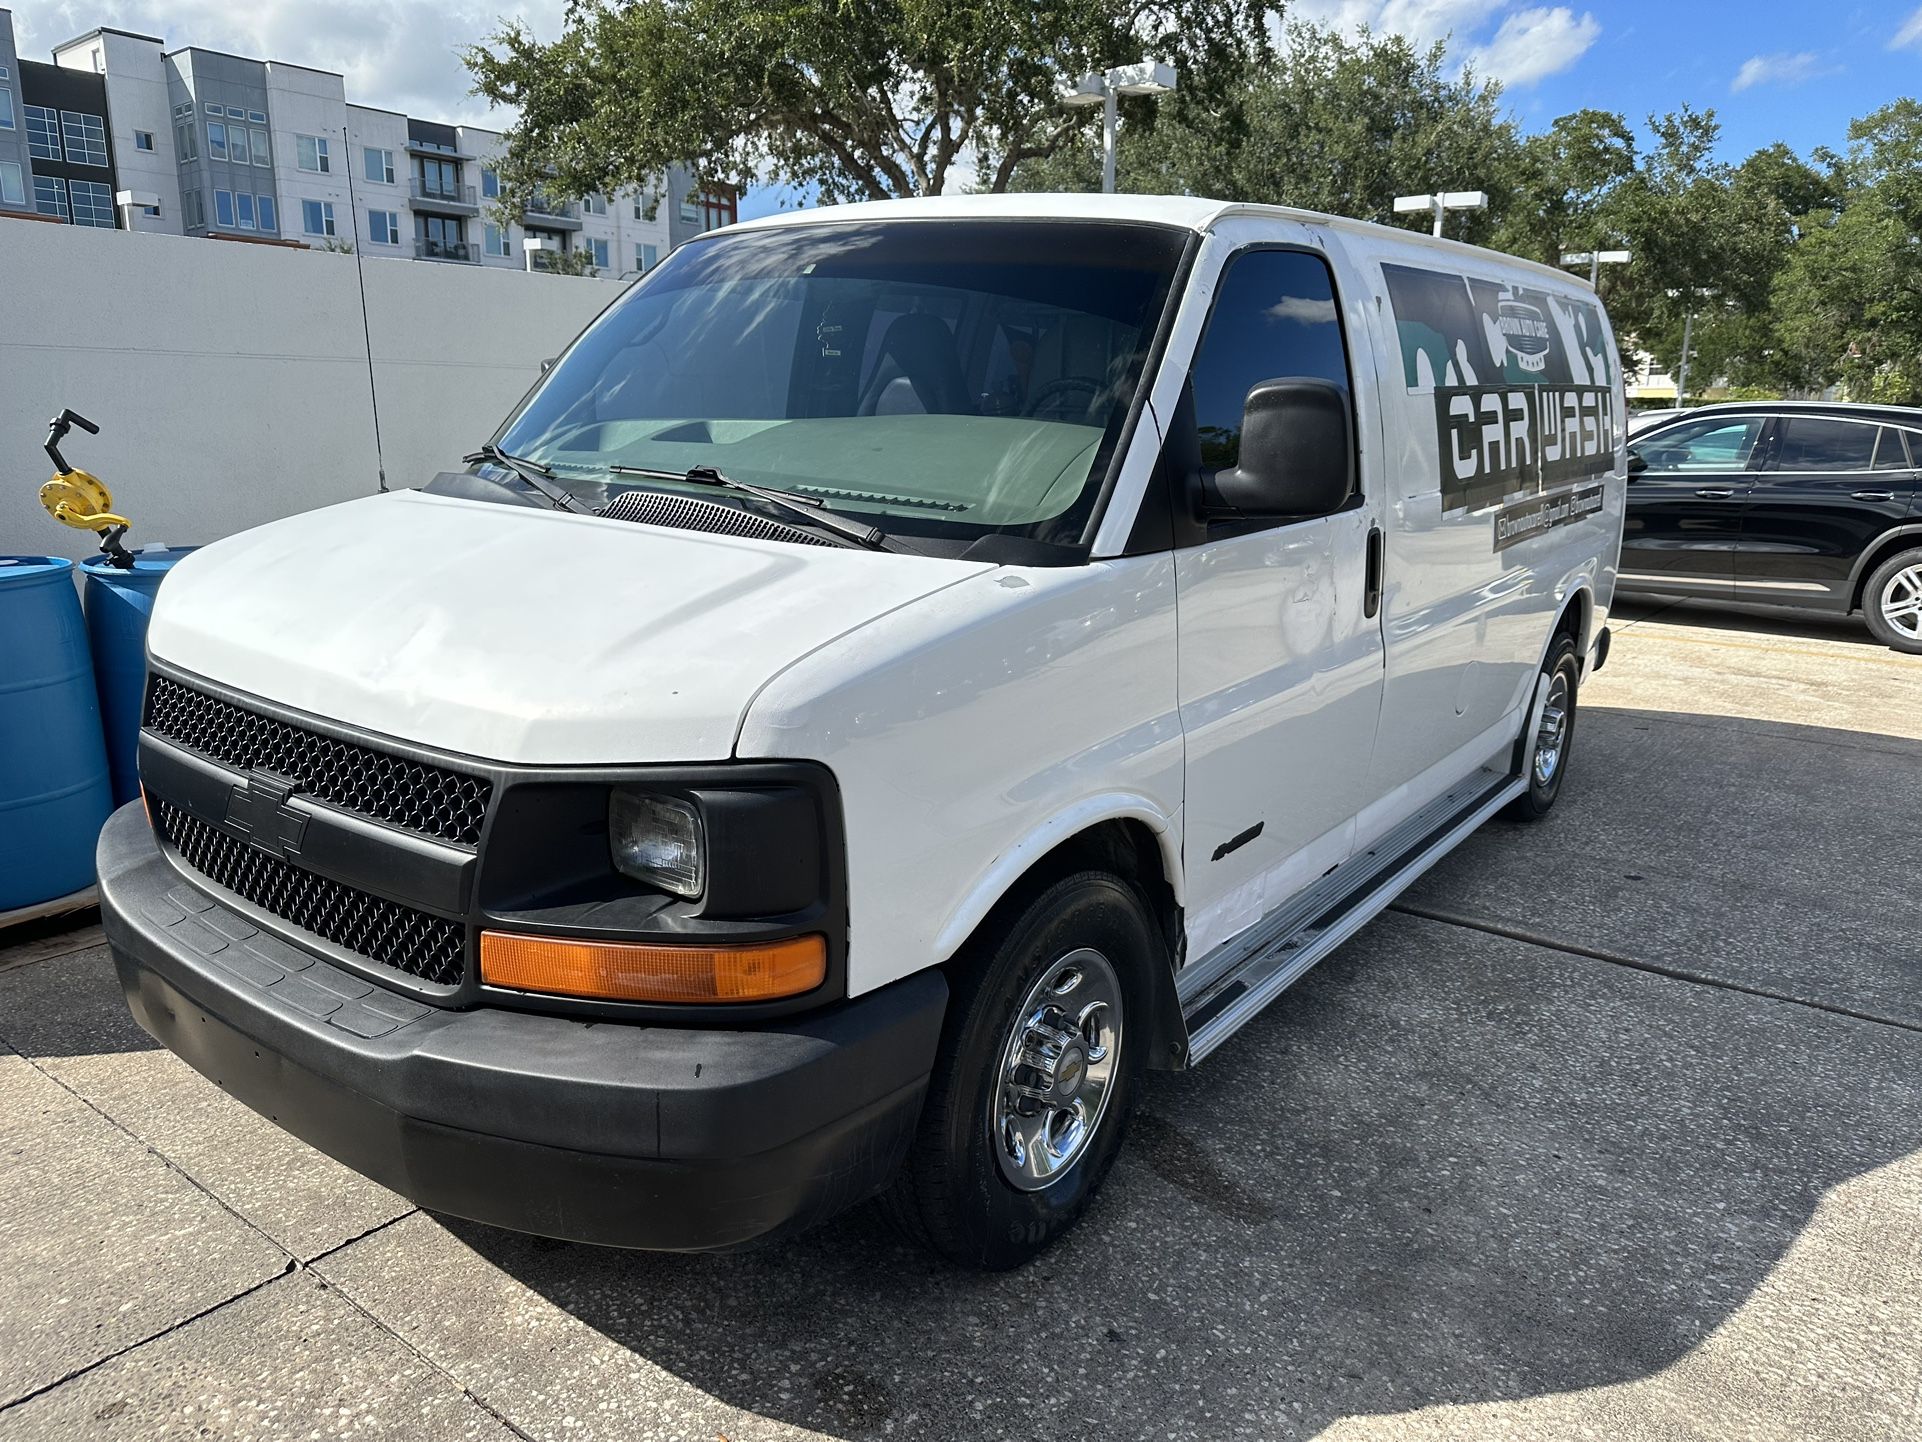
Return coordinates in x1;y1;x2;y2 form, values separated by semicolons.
410;180;478;214
405;139;475;162
414;238;476;263
524;195;581;229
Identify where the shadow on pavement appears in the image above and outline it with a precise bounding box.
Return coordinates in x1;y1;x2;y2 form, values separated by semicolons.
451;901;1922;1440
1613;595;1883;648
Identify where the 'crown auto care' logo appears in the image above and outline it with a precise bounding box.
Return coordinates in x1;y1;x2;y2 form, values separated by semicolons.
225;770;308;860
1493;298;1552;373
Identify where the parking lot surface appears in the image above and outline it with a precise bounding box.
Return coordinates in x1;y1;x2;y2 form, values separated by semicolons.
3;597;1919;1441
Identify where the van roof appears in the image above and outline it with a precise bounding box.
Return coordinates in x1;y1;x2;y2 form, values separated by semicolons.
726;192;1581;289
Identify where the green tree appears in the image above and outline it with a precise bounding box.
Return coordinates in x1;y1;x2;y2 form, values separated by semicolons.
1013;23;1519;246
463;0;1271;209
1491;108;1636;269
1771;100;1922;402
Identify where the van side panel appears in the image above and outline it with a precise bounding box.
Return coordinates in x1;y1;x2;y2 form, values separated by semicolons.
1339;230;1625;840
736;556;1184;997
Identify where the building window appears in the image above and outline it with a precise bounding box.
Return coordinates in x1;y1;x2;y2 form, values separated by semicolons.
227;124;250;166
678;196;697;223
183;189;204;229
134;129;155;151
636;241;658;272
34;175;69;221
633;194;647;220
175;122;197;161
0;161;24;206
583;193;607;216
302;198;336;237
0;85;14;131
235;192;256;229
247;110;266;124
368;208;400;245
365;147;394;184
214;188;235;228
141;202;160;217
60;111;108;166
483;221;510;257
224;106;245;119
207;120;227;161
296;134;330;173
481;168;499;199
251;129;269;166
25;105;60;161
590;237;609;270
69;179;114;227
257;195;277;232
203;103;219;114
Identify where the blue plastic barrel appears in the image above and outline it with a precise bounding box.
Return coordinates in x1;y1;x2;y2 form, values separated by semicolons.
82;547;197;806
0;556;115;911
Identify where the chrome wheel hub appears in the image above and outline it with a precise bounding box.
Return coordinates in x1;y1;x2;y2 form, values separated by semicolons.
1881;566;1922;640
1533;671;1571;787
991;947;1123;1192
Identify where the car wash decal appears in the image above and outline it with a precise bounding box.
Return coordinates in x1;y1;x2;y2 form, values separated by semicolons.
1383;263;1621;522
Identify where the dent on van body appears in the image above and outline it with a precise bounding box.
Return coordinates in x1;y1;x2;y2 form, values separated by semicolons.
736;556;1185;997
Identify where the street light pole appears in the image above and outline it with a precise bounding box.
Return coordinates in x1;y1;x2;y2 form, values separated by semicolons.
1061;60;1177;194
1560;248;1632;288
1393;191;1488;239
1676;308;1695;409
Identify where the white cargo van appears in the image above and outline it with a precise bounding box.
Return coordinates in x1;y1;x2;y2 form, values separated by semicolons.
100;195;1625;1268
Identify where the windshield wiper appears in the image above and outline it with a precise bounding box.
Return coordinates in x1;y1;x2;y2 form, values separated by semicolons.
607;464;892;550
463;444;594;515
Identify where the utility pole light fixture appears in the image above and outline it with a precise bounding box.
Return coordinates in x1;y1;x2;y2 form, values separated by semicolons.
522;235;552;273
1560;248;1632;287
1060;59;1177;195
1393;191;1488;238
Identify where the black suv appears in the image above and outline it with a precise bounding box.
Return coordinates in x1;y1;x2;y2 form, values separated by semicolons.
1621;402;1922;652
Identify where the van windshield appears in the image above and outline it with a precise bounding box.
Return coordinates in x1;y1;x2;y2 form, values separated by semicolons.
495;219;1189;551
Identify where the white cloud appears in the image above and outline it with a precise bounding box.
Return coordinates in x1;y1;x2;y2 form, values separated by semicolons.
1461;7;1600;87
1730;51;1833;93
1891;7;1922;52
1283;1;1599;88
8;1;563;126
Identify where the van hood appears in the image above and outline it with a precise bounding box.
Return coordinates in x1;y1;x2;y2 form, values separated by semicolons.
147;490;987;764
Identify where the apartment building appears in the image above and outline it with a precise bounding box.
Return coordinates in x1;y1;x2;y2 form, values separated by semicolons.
0;8;737;275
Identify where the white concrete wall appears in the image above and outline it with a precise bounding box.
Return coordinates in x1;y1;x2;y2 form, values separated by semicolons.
0;219;621;564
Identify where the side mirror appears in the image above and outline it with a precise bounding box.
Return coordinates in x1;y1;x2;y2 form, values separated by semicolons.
1201;378;1353;519
1626;452;1648;477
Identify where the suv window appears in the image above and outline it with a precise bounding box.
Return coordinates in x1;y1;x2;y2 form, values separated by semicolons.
1774;417;1878;472
1631;416;1764;473
1873;429;1915;471
1190;249;1352;484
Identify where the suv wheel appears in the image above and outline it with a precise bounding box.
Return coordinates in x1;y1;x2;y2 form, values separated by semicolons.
882;871;1154;1269
1863;547;1922;655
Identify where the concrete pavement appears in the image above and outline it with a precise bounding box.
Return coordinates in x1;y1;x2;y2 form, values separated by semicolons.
2;597;1918;1441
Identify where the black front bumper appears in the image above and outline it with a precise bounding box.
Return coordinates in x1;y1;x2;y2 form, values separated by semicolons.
98;804;947;1251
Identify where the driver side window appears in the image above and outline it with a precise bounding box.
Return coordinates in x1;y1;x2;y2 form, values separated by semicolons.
1630;417;1764;473
1190;249;1352;476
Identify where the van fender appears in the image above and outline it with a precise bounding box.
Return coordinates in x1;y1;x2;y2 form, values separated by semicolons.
930;794;1184;965
1510;584;1592;778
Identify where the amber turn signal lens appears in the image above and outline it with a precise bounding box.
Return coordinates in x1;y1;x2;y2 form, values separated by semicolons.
479;931;826;1004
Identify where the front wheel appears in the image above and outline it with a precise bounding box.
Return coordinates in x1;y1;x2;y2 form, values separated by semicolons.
882;871;1155;1269
1504;632;1581;821
1862;547;1922;655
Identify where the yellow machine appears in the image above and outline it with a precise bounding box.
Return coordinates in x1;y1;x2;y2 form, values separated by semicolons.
39;410;134;569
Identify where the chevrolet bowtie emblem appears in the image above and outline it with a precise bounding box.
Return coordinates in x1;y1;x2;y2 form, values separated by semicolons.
225;770;308;860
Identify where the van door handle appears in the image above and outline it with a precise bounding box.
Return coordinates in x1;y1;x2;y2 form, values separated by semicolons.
1364;525;1383;620
1852;490;1896;502
1694;487;1735;500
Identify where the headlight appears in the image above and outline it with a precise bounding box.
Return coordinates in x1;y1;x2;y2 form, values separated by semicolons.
609;791;704;898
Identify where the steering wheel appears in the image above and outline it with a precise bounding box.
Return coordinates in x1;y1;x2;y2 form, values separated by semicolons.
1024;376;1104;422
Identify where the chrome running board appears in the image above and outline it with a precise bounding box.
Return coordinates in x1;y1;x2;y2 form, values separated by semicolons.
1179;766;1525;1065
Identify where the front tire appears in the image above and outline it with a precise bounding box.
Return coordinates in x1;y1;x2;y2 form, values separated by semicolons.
1862;547;1922;655
883;871;1155;1269
1504;632;1581;821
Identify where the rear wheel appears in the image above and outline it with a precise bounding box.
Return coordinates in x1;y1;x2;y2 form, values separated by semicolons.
1862;547;1922;655
1504;632;1581;821
883;871;1154;1269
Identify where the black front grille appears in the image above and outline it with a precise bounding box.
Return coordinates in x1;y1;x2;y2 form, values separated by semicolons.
154;799;466;987
145;675;491;847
